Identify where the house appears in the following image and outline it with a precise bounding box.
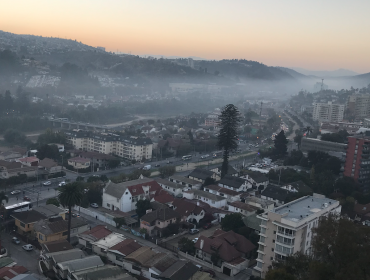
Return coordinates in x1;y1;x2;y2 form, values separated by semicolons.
9;275;37;280
159;260;199;280
0;150;22;161
71;151;118;169
0;266;28;280
140;208;180;237
42;248;86;271
281;180;312;195
121;247;157;276
194;229;256;276
243;172;269;191
226;201;259;216
17;156;39;167
210;165;238;180
11;210;47;234
352;203;370;222
172;198;205;224
156;178;190;197
0;160;37;179
41;240;74;254
244;196;275;211
34;216;89;244
68;157;91;170
102;177;162;212
218;175;248;192
72;265;136;280
91;232;126;257
78;225;112;249
187;168;216;183
107;239;142;266
38;158;62;174
33;204;66;219
168;175;202;189
203;185;240;202
151;189;175;205
56;255;104;280
183;189;227;208
261;185;290;206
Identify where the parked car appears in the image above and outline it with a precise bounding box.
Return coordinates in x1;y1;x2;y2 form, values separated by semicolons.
10;190;21;195
72;213;80;218
203;269;216;278
201;154;209;159
154;164;160;167
12;237;20;245
203;223;212;229
189;229;199;235
90;203;99;208
195;265;203;271
192;237;198;243
23;196;31;201
58;181;66;187
43;181;51;186
22;244;33;251
167;161;173;164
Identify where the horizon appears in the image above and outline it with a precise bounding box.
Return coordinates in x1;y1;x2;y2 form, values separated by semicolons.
1;0;370;73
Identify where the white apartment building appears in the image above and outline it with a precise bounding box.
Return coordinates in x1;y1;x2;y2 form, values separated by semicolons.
254;194;341;279
65;130;153;161
312;102;345;122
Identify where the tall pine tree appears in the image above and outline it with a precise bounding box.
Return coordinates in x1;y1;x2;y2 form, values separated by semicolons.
274;130;288;157
217;104;241;178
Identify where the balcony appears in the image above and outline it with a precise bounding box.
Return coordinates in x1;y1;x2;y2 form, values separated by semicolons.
277;230;295;237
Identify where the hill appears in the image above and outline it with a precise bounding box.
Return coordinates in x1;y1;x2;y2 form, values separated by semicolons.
291;67;359;78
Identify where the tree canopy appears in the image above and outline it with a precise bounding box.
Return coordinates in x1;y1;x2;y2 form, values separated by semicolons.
274;130;288;157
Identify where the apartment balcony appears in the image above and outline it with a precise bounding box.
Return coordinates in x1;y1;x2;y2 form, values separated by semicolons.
277;230;295;237
275;240;295;247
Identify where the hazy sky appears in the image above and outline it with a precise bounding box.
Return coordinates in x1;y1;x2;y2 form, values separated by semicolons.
2;0;370;73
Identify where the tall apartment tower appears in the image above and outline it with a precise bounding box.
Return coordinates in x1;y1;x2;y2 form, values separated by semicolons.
346;94;370;120
254;194;341;279
312;102;345;122
343;134;370;190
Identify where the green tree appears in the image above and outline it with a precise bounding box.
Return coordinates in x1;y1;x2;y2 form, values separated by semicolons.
128;169;151;180
202;177;216;187
46;197;60;207
188;130;194;145
211;248;221;266
178;237;196;254
36;144;60;160
3;129;31;146
58;182;83;242
302;126;313;137
159;165;176;178
113;217;126;229
135;200;152;219
108;159;120;169
274;130;288;157
294;134;303;150
218;104;241;178
265;268;296;280
221;213;244;232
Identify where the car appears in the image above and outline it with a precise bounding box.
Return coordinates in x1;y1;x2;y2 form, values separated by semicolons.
43;181;51;186
203;223;212;229
58;181;66;187
22;244;33;251
23;196;31;201
195;265;203;271
201;154;209;159
84;188;89;193
71;213;80;218
192;237;199;243
203;269;216;278
10;190;21;195
12;237;20;245
167;161;173;164
90;203;99;208
189;228;199;235
154;164;160;167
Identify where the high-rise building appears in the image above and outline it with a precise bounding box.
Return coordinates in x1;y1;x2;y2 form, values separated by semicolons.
312;102;345;122
343;134;370;189
346;94;370;120
254;194;341;278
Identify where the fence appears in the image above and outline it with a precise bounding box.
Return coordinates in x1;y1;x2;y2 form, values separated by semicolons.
158;241;179;253
73;206;116;227
178;251;222;272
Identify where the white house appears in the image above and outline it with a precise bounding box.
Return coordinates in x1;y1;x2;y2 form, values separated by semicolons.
244;196;275;211
102;177;162;212
218;175;248;192
168;175;202;189
203;184;241;202
172;198;205;224
182;189;227;208
226;201;258;217
92;232;126;257
242;172;269;191
155;178;190;197
107;239;142;267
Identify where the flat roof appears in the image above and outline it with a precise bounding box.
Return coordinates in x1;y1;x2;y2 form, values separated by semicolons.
272;195;338;223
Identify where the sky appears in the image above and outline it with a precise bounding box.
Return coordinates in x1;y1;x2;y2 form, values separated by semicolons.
1;0;370;73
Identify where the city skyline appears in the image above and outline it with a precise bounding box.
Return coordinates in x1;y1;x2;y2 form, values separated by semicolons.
1;0;370;73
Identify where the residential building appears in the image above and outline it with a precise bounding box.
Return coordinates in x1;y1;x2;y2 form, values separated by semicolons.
78;225;112;250
156;178;190;197
0;266;28;280
11;210;47;234
319;121;362;135
107;239;142;267
140;208;180;237
254;194;341;278
38;158;62;174
226;201;258;216
347;93;370;120
56;255;104;280
17;156;39;167
41;240;74;254
69;151;117;169
159;260;199;280
92;232;126;257
0;150;22;161
168;175;202;189
312;102;345;122
281;181;312;195
301;137;347;154
33;204;66;219
121;247;156;276
42;248;85;271
187;168;216;183
183;189;227;208
172;198;205;224
72;265;135;280
204;114;220;127
210;165;238;180
102;177;162;212
195;229;255;276
0;160;37;179
343;134;370;189
150;189;175;205
65;130;153;161
218;175;248;192
244;196;275;211
68;157;91;170
203;185;240;202
243;172;269;191
260;185;290;206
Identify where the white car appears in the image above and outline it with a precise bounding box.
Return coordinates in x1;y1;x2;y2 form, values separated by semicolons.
90;203;99;208
201;154;209;159
22;244;33;251
58;181;66;187
192;237;199;243
11;190;21;195
43;181;51;186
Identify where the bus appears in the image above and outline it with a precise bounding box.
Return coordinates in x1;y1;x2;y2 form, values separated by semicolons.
213;151;223;158
1;202;33;219
182;155;192;161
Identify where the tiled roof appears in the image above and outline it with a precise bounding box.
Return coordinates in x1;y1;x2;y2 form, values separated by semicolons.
228;201;259;212
0;266;28;279
218;175;245;188
43;240;73;253
169;175;201;185
104;178;160;198
39;158;58;168
247;171;268;183
18;156;38;163
0;160;22;169
204;185;240;196
172;198;204;217
125;247;157;265
81;225;112;241
11;210;46;224
188;168;214;180
109;239;142;256
68;157;90;163
141;208;180;223
159;261;199;280
261;185;290;202
192;189;226;201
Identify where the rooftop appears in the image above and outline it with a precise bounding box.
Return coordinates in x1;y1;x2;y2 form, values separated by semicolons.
46;248;86;264
191;189;226;201
218;175;246;188
104;178;160;198
68;157;91;163
58;255;104;272
11;210;46;224
159;260;199;280
92;232;126;248
33;204;65;217
108;239;142;256
204;185;240;196
188;168;215;180
169;175;201;185
80;225;112;241
125;246;156;265
155;178;185;189
42;240;73;253
141;208;180;223
73;265;135;280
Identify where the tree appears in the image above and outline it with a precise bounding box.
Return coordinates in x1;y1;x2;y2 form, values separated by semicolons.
202;177;216;187
167;223;179;235
274;130;288;157
128;169;151;180
3;129;30;146
0;192;8;206
188;130;194;145
158;165;176;178
36;144;60;160
221;213;244;232
58;182;83;242
46;198;60;207
135;200;152;219
107;159;120;169
211;248;221;266
293;134;303;150
178;237;196;254
113;217;126;229
218;104;241;178
302;126;313;137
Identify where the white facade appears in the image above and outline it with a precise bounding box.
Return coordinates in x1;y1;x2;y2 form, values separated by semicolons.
92;233;126;257
183;190;227;208
254;194;341;278
312;102;345;123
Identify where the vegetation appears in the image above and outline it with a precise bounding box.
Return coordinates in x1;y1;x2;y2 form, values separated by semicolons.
320;130;349;143
46;197;60;207
58;182;83;242
221;213;245;232
3;129;31;147
274;130;288;157
158;165;176;178
178;237;196;255
113;217;126;229
135;200;152;219
218;104;241;178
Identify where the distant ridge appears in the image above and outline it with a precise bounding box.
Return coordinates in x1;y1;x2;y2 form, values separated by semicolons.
291;67;359;78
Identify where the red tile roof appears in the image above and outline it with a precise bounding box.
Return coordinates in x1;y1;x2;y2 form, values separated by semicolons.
18;156;39;163
173;198;204;217
128;181;162;196
0;266;28;279
109;238;142;256
81;225;112;240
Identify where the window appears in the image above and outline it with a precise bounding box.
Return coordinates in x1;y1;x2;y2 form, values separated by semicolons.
107;203;111;207
132;265;141;272
256;261;263;268
151;273;160;279
39;234;43;240
259;236;265;243
258;253;264;260
211;200;215;204
20;222;26;228
62;231;68;236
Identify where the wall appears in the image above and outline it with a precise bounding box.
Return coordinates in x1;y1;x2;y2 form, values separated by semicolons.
178;251;222;272
102;192;121;211
73;206;116;227
15;219;34;234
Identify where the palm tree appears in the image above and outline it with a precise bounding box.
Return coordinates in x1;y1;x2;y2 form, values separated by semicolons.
58;182;83;242
302;126;313;137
